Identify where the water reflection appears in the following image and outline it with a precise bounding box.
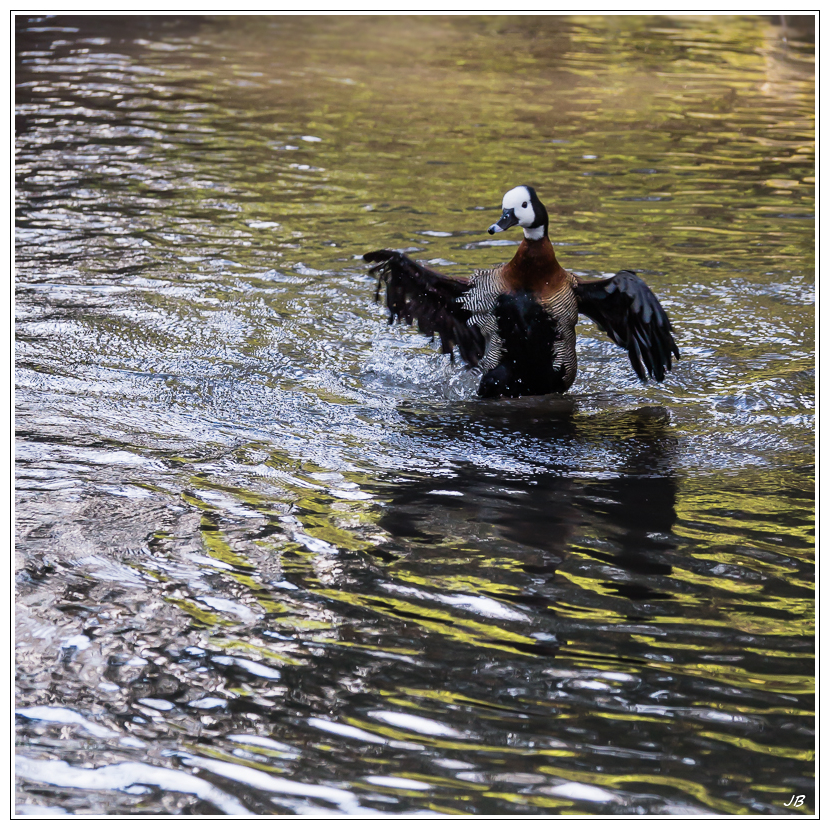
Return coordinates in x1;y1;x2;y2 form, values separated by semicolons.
358;405;680;670
380;403;675;570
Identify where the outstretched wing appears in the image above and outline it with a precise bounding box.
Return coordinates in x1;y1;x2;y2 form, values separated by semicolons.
364;249;486;367
574;270;679;382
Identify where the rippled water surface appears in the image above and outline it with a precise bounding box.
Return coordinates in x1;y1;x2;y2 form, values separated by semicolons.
15;15;814;816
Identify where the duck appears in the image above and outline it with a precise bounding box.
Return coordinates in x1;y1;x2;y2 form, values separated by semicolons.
364;185;679;398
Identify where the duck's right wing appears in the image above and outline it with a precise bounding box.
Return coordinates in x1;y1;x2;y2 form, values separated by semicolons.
364;249;486;367
574;270;679;382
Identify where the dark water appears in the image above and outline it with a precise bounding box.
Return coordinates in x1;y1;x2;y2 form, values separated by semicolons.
15;15;814;816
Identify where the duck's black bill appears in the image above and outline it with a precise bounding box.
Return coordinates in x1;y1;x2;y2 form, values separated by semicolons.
488;208;518;235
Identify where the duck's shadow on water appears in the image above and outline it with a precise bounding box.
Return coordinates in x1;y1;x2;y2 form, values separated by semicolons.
371;399;679;599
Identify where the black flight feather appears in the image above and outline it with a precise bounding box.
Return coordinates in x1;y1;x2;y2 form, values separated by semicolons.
364;249;486;368
574;270;679;382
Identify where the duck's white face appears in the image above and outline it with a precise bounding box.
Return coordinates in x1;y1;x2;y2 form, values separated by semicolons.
501;186;537;228
488;185;545;240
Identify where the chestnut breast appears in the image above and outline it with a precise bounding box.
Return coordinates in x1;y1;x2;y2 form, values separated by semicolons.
501;236;570;300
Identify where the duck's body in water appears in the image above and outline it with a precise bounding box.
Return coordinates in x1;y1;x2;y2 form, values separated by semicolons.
365;185;679;398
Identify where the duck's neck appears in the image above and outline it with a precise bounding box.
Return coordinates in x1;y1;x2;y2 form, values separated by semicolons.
506;234;567;291
523;226;545;241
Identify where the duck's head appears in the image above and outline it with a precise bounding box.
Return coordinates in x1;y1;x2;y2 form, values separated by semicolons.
488;185;549;241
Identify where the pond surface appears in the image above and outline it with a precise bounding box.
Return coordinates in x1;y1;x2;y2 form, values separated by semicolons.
15;14;814;816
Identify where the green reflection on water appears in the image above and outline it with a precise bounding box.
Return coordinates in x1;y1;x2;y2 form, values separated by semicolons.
137;15;813;287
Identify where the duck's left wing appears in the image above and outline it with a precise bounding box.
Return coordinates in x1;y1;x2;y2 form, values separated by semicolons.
574;270;679;382
364;249;486;367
